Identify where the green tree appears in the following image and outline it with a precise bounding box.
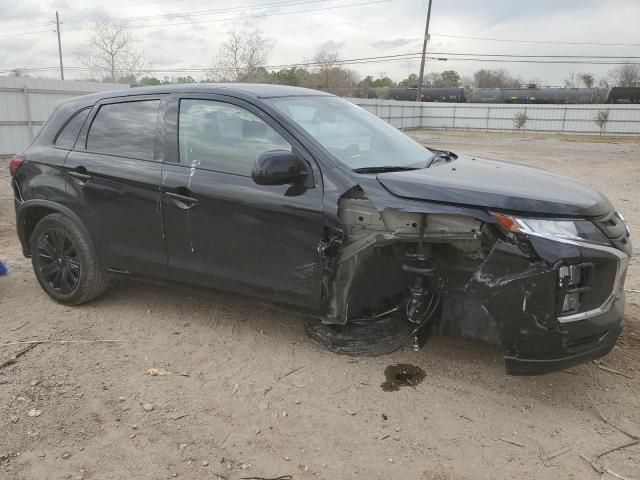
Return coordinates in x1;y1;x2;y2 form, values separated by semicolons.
270;67;301;86
359;75;395;88
399;73;419;87
439;70;461;87
140;76;161;86
175;75;196;84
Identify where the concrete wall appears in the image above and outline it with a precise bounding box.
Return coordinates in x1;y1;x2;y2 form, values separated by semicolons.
0;77;128;156
349;98;640;136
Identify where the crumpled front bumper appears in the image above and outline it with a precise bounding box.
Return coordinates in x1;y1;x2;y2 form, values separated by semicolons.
504;294;624;375
463;233;630;375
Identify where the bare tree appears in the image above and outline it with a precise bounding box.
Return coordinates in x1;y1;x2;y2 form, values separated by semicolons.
212;31;272;82
312;46;339;89
595;110;610;136
514;112;528;132
473;69;520;88
304;46;359;94
564;72;577;88
75;12;151;82
461;75;474;98
579;73;595;88
609;64;640;87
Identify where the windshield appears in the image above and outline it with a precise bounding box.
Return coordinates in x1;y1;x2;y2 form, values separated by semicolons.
266;96;434;170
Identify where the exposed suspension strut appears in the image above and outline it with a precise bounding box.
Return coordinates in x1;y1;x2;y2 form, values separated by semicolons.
401;213;439;350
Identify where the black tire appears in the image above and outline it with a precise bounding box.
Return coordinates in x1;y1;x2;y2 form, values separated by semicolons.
304;315;409;356
30;213;108;305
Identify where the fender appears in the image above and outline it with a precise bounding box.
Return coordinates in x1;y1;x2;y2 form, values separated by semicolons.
16;199;98;260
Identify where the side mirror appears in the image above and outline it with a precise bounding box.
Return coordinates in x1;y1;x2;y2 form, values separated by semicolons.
252;150;307;186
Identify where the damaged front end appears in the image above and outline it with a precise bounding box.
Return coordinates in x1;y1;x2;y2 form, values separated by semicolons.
312;180;631;375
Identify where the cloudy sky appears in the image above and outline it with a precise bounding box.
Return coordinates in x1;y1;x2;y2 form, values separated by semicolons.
1;0;639;85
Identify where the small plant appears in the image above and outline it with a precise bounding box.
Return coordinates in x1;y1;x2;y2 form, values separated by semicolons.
514;112;528;132
595;110;610;136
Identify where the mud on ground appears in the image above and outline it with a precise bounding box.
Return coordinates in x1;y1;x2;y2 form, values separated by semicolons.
1;131;639;480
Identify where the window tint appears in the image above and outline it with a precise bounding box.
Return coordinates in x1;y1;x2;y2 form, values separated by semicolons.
179;99;291;176
87;100;160;160
55;108;90;150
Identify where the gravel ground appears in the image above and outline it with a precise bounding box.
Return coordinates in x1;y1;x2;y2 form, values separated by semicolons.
1;131;639;480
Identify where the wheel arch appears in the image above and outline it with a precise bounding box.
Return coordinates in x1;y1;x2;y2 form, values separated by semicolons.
16;200;95;258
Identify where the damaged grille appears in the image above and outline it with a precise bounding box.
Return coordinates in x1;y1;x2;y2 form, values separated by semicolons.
557;262;593;315
555;217;629;324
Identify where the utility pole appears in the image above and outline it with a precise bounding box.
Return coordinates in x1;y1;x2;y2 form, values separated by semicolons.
55;11;64;80
415;0;433;102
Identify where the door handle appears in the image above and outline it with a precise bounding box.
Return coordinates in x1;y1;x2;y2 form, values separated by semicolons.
163;191;199;206
68;168;92;182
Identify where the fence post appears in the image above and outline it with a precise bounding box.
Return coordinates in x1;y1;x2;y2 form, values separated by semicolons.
561;106;567;134
485;106;491;132
452;104;457;129
23;85;34;139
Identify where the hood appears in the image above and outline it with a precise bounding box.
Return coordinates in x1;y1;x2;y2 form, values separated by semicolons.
376;155;613;217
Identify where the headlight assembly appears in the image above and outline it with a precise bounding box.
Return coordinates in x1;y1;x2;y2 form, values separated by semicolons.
493;214;610;245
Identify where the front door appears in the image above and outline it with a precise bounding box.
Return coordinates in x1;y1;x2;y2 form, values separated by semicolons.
64;96;167;277
160;95;325;309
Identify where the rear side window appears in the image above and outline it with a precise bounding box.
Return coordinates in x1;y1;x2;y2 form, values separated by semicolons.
86;100;160;160
178;99;291;176
55;108;90;150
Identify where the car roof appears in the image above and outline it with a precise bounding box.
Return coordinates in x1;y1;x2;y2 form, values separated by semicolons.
56;83;333;110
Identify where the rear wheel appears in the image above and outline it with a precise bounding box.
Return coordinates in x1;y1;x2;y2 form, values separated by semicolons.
31;213;107;305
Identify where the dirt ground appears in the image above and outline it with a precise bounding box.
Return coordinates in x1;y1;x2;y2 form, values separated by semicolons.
1;131;639;480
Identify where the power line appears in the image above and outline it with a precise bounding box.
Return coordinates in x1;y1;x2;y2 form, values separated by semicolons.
4;51;639;75
80;0;394;29
0;0;365;29
0;0;393;36
0;29;55;39
431;33;640;48
0;21;52;31
431;52;640;59
63;0;337;23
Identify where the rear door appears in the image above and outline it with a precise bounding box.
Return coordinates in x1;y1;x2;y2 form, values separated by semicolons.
159;94;325;309
64;96;167;277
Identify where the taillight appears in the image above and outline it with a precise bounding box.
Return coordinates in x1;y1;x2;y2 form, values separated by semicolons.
9;154;24;176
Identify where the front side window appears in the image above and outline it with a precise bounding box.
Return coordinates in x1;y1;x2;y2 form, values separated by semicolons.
86;100;160;160
178;99;291;176
266;96;434;170
55;108;90;150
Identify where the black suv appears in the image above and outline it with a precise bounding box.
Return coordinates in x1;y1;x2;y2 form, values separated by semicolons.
11;84;631;374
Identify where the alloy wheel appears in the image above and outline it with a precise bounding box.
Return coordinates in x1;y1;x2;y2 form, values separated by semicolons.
36;228;81;294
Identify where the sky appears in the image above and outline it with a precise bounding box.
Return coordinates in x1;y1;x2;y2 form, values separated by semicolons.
0;0;639;85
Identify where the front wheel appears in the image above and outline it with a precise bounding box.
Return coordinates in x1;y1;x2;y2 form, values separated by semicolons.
304;315;410;356
30;213;108;305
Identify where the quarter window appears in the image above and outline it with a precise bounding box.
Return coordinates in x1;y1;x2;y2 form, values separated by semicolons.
178;99;291;176
55;108;90;150
86;100;160;160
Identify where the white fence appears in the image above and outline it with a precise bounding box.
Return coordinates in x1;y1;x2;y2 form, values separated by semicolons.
0;77;128;156
2;81;638;157
350;98;640;136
